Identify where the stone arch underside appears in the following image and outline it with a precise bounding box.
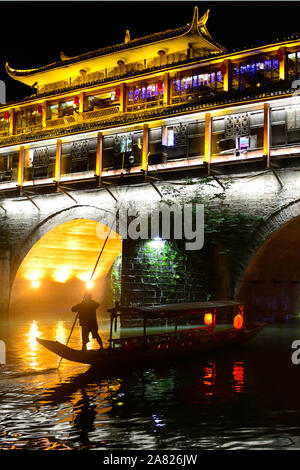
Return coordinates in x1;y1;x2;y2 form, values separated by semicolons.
8;205;122;318
236;199;300;321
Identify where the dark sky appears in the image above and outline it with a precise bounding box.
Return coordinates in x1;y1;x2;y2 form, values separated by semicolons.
0;1;299;102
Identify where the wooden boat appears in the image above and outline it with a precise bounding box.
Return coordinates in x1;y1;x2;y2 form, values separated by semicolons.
37;301;265;369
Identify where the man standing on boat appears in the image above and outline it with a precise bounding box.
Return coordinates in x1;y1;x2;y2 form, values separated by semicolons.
71;293;104;351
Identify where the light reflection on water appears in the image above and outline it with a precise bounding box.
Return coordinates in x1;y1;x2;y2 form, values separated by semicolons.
1;319;300;449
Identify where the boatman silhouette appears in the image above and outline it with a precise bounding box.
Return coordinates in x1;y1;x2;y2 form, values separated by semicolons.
71;293;104;351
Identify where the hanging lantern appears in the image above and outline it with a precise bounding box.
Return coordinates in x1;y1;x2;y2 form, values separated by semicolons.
233;314;244;329
220;61;227;76
74;96;80;106
115;88;121;98
277;48;284;62
4;111;9;120
157;80;163;93
204;313;213;326
37;105;43;115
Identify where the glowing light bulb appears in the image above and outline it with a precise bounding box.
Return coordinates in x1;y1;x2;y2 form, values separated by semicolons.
86;281;94;290
31;280;40;289
53;268;70;283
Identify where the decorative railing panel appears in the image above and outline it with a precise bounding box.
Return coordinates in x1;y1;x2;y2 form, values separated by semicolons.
82;106;120;121
16;124;43;134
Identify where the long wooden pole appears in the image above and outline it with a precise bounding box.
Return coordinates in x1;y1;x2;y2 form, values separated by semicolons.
57;313;79;368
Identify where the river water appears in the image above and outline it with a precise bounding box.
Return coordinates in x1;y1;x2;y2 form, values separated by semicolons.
0;317;300;450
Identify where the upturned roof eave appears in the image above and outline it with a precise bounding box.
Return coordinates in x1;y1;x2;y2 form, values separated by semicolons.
6;7;224;81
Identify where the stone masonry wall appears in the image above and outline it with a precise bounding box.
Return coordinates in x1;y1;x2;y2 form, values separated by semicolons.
1;160;300;319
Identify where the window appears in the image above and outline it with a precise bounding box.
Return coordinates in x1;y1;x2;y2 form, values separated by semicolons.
288;52;300;80
113;133;133;154
212;111;263;155
235;135;257;152
187;120;205;157
127;81;164;111
87;91;119;111
0;151;19;182
167;128;174;146
171;69;223;104
120;134;133;153
271;105;300;146
15;107;42;133
162;124;188;160
49;100;74;120
60;101;75;117
232;58;279;90
0;113;9;134
103;131;142;169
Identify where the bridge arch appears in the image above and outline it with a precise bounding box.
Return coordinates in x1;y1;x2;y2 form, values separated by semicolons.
236;198;300;321
8;204;122;318
10;204;118;281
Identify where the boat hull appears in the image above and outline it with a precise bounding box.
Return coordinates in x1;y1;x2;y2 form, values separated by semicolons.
37;322;264;369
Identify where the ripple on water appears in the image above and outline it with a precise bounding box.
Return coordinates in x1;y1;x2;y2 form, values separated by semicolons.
1;320;300;449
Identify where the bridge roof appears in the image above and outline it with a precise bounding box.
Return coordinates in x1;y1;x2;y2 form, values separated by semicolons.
5;7;224;88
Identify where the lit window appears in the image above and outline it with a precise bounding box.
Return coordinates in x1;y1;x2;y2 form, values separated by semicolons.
236;136;249;152
167;127;174;146
120;134;132;153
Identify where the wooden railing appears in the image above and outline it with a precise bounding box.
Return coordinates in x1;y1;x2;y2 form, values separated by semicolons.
38;51;190;94
45;115;78;128
82;106;120;121
16;124;43;134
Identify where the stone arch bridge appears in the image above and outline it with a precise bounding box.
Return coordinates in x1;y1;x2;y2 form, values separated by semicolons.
0;162;300;321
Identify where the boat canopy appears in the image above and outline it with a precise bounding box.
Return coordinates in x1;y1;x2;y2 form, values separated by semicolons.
108;300;243;319
107;301;244;344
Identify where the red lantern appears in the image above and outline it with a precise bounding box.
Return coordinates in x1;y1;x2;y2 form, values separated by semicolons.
4;111;9;120
157;80;163;93
233;314;243;329
204;313;213;326
37;105;43;114
74;96;80;106
220;61;227;76
277;48;284;62
115;88;120;98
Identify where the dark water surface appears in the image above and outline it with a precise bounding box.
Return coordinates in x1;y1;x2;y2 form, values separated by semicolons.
0;319;300;450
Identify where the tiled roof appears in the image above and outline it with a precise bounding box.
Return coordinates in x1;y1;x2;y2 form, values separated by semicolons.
7;24;191;77
3;30;300;109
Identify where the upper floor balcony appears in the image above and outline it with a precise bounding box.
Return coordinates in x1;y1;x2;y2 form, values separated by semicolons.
0;92;300;196
0;49;293;148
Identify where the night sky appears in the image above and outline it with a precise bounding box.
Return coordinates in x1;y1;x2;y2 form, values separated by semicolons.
0;1;299;102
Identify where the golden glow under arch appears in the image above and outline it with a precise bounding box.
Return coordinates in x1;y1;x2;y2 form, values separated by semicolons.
16;218;122;284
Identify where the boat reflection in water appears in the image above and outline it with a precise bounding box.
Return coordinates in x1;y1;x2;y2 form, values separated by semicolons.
233;362;245;394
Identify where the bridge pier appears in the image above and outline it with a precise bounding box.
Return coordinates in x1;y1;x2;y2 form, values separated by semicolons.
0;250;11;321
